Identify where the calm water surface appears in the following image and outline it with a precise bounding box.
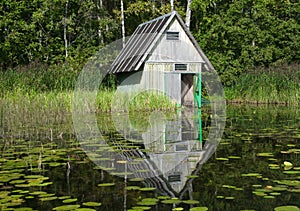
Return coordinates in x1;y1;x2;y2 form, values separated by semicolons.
0;104;299;210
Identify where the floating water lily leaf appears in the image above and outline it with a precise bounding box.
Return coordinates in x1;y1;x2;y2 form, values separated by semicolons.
129;178;145;182
288;188;300;193
82;202;101;207
225;197;235;200
228;156;241;159
53;205;80;210
40;196;58;201
157;196;170;200
273;180;300;186
222;185;236;189
13;207;34;211
74;208;96;211
111;172;134;176
216;158;229;161
283;171;300;174
172;208;184;211
9;180;26;184
274;206;299;211
241;173;261;177
131;206;151;210
182;200;200;205
263;195;275;199
271;186;287;191
283;161;293;167
186;175;199;179
58;196;71;200
161;198;181;204
97;183;115;187
63;198;77;203
137;198;159;206
269;192;281;196
126;186;140;190
25;196;34;199
189;207;208;211
257;153;273;157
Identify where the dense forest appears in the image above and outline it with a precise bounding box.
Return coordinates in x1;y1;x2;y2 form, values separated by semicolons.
0;0;299;86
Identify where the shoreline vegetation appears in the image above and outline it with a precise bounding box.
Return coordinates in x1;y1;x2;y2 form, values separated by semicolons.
0;62;299;114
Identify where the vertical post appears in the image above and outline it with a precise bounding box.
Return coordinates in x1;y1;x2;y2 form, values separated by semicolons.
194;74;201;108
198;109;202;146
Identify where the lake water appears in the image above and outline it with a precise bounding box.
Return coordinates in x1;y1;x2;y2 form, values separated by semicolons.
0;104;299;211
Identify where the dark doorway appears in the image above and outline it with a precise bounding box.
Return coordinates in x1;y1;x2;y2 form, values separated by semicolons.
181;74;194;106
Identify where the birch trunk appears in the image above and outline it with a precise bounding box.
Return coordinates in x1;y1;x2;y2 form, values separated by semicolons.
64;0;69;58
171;0;174;11
121;0;126;48
97;0;103;45
186;0;192;30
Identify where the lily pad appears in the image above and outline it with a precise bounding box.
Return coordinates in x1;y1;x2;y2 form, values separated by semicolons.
189;207;209;211
216;158;229;161
274;206;299;211
82;202;101;207
40;196;58;201
137;198;159;206
241;173;261;177
63;198;77;203
139;187;156;191
182;200;200;205
97;183;115;187
257;152;273;157
53;205;80;210
161;198;181;204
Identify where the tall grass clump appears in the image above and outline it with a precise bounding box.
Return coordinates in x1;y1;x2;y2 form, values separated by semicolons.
95;90;176;113
0;61;79;96
225;62;300;105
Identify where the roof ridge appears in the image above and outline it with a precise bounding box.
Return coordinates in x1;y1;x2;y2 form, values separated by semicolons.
139;11;177;27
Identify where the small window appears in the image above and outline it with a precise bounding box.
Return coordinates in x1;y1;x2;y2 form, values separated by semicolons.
175;64;187;71
168;174;181;182
166;31;179;40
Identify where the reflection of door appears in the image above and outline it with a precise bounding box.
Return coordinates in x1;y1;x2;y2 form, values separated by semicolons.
181;74;194;106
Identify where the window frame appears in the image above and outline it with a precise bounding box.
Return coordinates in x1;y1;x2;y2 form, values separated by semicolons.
166;31;180;40
174;63;188;71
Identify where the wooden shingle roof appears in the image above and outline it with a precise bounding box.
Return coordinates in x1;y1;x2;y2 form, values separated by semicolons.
109;11;214;74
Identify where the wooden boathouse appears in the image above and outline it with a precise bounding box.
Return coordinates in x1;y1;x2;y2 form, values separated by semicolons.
109;11;214;107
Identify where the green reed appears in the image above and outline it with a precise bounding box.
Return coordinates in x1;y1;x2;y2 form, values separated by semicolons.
225;63;300;105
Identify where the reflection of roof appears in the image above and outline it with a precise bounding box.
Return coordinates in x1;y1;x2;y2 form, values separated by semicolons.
108;11;214;74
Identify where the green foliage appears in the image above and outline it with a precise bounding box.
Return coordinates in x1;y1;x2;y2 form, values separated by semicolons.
191;0;299;86
0;0;119;69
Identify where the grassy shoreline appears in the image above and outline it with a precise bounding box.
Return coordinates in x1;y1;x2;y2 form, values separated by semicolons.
1;63;299;110
225;63;299;105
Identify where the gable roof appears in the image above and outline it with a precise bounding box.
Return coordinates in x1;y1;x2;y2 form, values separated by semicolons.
108;11;214;74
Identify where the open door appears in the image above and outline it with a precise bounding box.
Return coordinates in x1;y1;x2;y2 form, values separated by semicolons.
181;74;194;106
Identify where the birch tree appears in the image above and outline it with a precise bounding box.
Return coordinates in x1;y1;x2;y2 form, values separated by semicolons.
171;0;174;11
97;0;104;45
185;0;192;29
120;0;126;47
63;0;69;58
